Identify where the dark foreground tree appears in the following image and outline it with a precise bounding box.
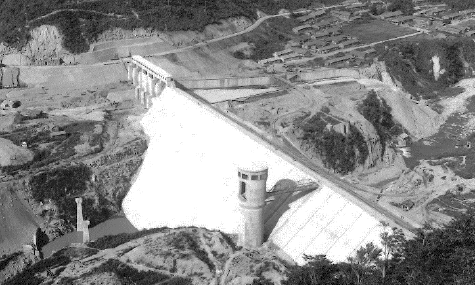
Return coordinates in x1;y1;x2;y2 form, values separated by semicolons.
284;215;475;285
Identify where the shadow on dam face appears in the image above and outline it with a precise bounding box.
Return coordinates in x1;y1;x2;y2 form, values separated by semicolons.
264;179;317;241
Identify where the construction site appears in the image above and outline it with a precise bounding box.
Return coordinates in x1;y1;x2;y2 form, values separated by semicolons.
3;2;475;283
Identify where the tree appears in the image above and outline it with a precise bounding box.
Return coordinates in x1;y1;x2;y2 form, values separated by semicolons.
348;243;382;285
379;223;406;279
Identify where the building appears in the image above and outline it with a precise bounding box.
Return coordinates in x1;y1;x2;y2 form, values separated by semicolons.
303;39;327;49
279;53;301;63
292;24;313;34
290;47;310;56
258;57;282;65
379;10;403;20
316;44;340;54
390;15;415;25
324;54;355;66
325;27;342;36
273;49;294;58
313;20;333;30
413;17;432;27
327;35;348;44
297;13;316;23
312;31;331;39
331;10;353;21
297;10;326;23
339;39;360;49
442;12;463;21
437;25;465;34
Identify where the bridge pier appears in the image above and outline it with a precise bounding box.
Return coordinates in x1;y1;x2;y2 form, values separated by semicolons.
135;87;142;101
127;56;175;108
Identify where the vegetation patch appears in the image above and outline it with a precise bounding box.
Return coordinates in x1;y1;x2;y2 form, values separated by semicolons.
379;38;475;100
358;90;403;155
29;164;92;228
299;113;368;174
0;0;314;53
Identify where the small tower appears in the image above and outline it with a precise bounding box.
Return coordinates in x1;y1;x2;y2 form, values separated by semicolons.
75;197;84;231
238;163;268;248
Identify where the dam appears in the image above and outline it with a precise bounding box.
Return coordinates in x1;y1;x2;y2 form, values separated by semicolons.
122;56;409;264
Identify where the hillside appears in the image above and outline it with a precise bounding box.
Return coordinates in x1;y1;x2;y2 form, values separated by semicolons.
0;73;148;255
2;227;292;285
0;0;315;54
379;38;475;100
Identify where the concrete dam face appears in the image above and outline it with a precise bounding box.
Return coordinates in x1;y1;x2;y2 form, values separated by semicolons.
122;86;385;264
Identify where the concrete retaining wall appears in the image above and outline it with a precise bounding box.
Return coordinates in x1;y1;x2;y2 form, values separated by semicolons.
297;68;361;81
179;76;274;89
18;63;127;90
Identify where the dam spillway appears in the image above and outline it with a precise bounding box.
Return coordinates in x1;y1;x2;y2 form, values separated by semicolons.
122;84;388;264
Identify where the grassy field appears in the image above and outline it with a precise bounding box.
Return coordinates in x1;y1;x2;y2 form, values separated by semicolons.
342;19;416;44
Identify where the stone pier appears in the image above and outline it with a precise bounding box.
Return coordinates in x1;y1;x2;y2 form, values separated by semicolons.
127;55;175;109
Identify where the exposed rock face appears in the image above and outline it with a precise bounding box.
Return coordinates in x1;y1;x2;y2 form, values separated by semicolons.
22;25;63;62
6;228;290;285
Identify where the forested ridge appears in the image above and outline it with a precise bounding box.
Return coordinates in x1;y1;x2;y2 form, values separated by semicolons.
0;0;319;53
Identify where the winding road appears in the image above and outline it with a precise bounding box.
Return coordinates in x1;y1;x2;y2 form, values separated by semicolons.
28;9;128;25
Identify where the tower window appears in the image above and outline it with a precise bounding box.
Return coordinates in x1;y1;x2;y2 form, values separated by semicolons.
241;174;248;180
240;181;246;199
251;175;259;180
238;172;241;178
260;174;267;180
